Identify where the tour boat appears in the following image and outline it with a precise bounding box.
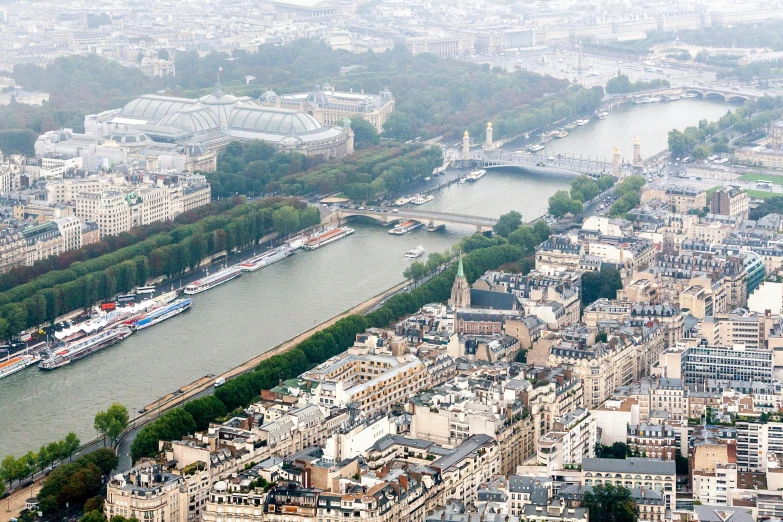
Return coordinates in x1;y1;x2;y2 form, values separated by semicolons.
596;111;609;119
132;298;192;331
681;93;698;99
466;169;486;181
0;352;38;380
304;227;355;249
405;245;426;259
183;266;242;295
555;130;568;138
575;119;590;126
528;143;546;152
394;196;414;206
39;326;133;370
390;221;423;235
410;194;434;205
239;246;292;272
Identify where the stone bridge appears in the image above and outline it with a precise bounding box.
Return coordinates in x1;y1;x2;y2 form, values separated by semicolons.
335;208;499;232
466;150;616;177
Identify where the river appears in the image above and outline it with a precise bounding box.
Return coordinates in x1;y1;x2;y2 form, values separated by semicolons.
0;97;730;457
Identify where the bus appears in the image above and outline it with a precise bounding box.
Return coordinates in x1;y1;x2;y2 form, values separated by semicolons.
757;180;773;188
136;286;156;295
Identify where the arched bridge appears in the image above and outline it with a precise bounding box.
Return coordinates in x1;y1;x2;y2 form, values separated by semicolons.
335;208;499;232
469;150;615;177
682;87;756;103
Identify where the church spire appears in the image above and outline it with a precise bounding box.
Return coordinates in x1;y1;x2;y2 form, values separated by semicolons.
449;253;470;309
457;254;464;278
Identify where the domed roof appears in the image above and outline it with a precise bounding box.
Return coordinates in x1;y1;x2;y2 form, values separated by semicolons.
107;129;150;146
229;107;322;135
121;95;196;121
158;107;219;134
200;81;238;106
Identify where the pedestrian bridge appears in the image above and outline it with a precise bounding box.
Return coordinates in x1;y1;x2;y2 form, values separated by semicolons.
335;208;498;232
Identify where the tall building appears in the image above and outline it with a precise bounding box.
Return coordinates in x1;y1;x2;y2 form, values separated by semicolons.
450;256;471;309
105;462;188;522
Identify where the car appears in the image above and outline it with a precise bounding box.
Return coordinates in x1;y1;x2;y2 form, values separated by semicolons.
392;209;399;213
321;203;328;208
358;206;365;210
547;156;555;161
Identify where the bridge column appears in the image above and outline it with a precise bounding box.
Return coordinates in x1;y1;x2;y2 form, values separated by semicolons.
613;146;622;178
633;136;643;168
462;130;470;161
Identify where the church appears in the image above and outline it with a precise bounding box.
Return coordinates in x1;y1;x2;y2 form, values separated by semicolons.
449;256;520;311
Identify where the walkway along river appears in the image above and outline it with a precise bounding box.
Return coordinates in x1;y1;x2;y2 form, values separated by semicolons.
0;96;733;457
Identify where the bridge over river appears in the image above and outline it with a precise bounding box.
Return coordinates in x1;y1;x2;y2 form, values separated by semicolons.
335;207;499;232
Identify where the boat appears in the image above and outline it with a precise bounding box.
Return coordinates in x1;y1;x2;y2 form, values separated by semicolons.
564;123;577;130
555;130;568;138
575;119;590;126
0;352;38;380
394;196;414;206
458;178;467;184
239;246;292;272
667;94;681;101
681;92;698;99
183;266;242;295
466;169;486;181
132;298;192;331
528;143;546;152
410;194;434;205
389;221;423;235
596;111;609;120
405;245;426;259
39;326;133;370
304;226;355;249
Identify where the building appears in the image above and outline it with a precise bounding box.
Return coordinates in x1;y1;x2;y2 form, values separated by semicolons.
105;462;188;522
85;82;354;159
736;420;783;472
535;236;583;275
450;256;471;309
54;216;82;252
626;423;676;460
581;457;676;510
270;0;340;20
680;340;773;387
0;230;27;274
22;221;64;266
0;86;49;106
537;408;596;470
710;187;749;220
260;83;394;133
75;191;133;238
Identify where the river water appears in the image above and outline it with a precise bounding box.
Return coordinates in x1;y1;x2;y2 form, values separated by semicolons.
0;97;730;457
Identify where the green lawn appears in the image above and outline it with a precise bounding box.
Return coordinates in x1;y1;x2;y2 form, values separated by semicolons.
739;173;783;186
746;189;781;199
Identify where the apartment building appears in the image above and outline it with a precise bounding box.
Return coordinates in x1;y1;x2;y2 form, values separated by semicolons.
626;423;676;460
680;340;773;387
105;462;188;522
537;408;596;470
22;221;64;265
432;434;500;506
0;230;27;274
75;191;132;237
535;236;583;274
710;187;749;220
736;420;783;472
581;458;676;510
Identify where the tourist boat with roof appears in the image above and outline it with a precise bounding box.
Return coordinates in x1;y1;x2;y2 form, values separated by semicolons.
0;352;38;380
304;227;355;249
184;266;242;295
239;246;292;272
389;221;423;235
405;245;426;259
39;326;133;370
132;298;192;331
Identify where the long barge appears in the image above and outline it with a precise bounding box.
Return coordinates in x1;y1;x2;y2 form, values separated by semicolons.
132;298;192;331
304;227;355;250
239;246;292;272
184;266;242;295
39;326;133;370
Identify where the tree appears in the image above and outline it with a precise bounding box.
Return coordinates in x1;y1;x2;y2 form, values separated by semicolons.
493;211;523;237
81;511;106;522
95;403;129;443
272;206;300;237
382;112;416;141
63;432;80;461
583;483;637;522
581;269;623;304
157;49;170;61
351;117;380;149
606;73;633;95
403;262;427;282
84;496;104;513
548;190;583;218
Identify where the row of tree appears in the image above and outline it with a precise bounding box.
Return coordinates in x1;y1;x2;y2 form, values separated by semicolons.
605;73;670;95
37;448;118;513
607;175;646;218
0;198;242;294
0;197;320;340
667;95;783;158
1;432;80;496
129;240;528;462
547;175;615;218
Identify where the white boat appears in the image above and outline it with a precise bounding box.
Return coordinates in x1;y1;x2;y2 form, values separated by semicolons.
389;221;423;235
239;246;292;272
184;266;242;295
596;111;609;120
410;194;434;205
304;227;355;249
667;94;681;101
395;196;414;206
0;352;38;380
528;143;545;152
458;178;467;184
555;130;568;138
575;119;590;126
132;298;192;331
466;169;486;181
405;245;426;259
681;92;698;99
39;326;133;370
